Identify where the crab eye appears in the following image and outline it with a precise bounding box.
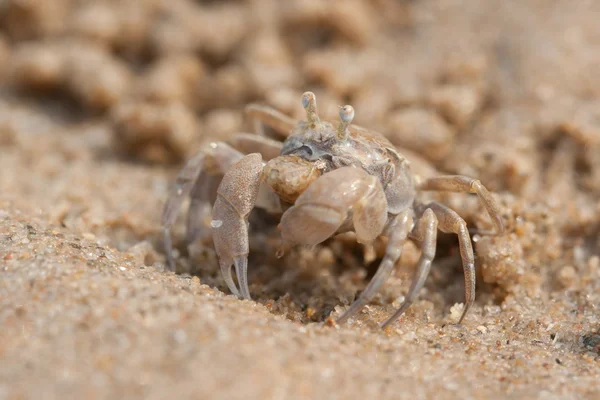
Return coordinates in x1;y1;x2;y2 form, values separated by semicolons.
302;94;310;109
301;92;316;109
339;105;355;123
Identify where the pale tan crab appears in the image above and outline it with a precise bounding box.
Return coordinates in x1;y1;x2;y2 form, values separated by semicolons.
162;92;504;328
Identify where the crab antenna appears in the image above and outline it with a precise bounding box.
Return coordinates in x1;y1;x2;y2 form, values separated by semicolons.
336;105;354;140
301;92;320;127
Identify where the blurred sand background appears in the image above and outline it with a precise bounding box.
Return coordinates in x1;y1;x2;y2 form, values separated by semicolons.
1;0;599;399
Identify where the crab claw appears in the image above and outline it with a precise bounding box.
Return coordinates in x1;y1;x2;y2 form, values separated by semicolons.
234;257;250;299
212;153;264;299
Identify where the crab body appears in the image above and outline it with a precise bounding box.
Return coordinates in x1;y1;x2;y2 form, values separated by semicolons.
276;120;416;213
162;92;505;328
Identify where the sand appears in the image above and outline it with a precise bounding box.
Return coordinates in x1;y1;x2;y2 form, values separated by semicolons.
1;1;599;399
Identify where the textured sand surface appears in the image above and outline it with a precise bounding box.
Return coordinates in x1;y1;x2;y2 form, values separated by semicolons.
1;1;600;399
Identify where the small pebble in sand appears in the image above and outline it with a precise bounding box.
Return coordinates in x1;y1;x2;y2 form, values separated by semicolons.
450;303;465;323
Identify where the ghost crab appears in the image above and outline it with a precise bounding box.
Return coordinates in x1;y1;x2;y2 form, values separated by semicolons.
162;92;504;328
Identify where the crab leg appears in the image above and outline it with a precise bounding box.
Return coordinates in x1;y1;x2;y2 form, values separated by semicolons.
420;201;476;324
226;133;283;161
185;172;221;245
417;175;504;235
212;153;264;299
162;152;206;270
245;104;296;139
381;208;438;329
337;209;413;324
161;143;245;270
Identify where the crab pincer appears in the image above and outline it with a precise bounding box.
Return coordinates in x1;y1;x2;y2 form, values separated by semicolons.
279;166;388;247
211;153;264;299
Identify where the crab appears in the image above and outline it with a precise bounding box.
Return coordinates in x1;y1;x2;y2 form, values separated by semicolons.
162;92;505;328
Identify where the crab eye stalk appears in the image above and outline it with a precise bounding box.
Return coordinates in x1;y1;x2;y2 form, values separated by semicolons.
301;91;320;128
336;105;354;140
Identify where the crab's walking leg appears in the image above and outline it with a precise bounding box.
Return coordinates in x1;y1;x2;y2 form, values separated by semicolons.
227;133;283;161
162;153;206;270
422;202;476;324
185;173;221;245
337;209;413;324
381;208;438;329
212;153;264;299
245;104;296;139
418;175;504;234
161;143;245;270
